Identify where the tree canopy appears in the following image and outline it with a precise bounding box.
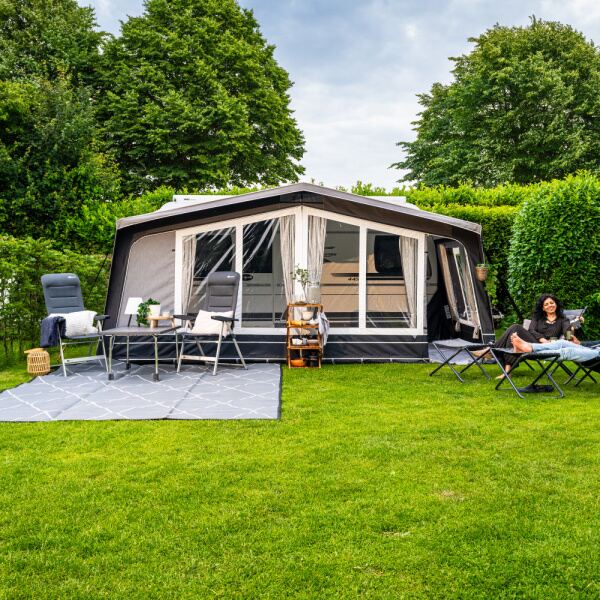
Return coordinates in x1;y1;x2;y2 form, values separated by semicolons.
394;18;600;187
0;0;102;84
96;0;305;194
0;0;119;239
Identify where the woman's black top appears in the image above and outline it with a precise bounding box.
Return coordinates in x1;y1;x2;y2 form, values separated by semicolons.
528;316;570;341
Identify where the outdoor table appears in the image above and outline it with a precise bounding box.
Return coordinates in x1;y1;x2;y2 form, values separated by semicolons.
102;326;179;382
490;348;564;399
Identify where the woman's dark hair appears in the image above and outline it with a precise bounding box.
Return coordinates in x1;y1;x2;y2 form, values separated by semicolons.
533;294;565;320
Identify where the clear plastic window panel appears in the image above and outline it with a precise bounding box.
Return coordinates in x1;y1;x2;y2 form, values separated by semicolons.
366;229;414;328
321;220;359;327
242;219;287;327
190;227;235;313
453;248;473;322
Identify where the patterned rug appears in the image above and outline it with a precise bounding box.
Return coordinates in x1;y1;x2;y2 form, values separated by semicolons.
0;362;281;422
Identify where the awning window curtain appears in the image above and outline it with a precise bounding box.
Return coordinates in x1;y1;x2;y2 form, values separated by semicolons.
279;215;295;304
308;215;327;289
181;234;197;314
399;235;418;328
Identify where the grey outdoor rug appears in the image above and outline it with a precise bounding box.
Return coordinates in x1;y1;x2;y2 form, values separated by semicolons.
0;362;281;422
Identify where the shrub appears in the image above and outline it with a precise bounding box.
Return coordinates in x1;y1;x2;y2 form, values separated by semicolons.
508;174;600;337
0;235;110;356
63;186;175;253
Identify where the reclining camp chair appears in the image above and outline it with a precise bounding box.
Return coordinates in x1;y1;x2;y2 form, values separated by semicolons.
176;271;247;376
41;273;108;377
563;341;600;387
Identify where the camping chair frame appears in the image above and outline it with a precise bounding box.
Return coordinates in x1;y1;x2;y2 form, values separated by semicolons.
562;342;600;387
56;321;108;377
429;339;494;383
490;348;564;399
176;314;247;376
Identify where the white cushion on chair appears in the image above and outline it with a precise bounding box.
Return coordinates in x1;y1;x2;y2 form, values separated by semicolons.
50;310;98;337
191;310;233;336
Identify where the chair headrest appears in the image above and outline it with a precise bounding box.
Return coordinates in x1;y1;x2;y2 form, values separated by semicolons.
41;273;85;314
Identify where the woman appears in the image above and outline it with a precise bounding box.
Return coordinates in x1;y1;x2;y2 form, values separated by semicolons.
476;294;574;375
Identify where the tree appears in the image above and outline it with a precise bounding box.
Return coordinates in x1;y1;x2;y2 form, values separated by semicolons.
0;0;102;85
0;77;121;240
0;0;120;241
394;18;600;187
97;0;305;194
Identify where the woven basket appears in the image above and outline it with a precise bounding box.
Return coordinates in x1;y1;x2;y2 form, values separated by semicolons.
24;348;51;376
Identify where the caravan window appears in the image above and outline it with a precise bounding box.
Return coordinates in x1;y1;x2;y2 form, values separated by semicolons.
321;220;359;327
242;218;287;327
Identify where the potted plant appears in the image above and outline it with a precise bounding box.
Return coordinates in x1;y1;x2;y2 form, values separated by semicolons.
475;263;490;282
293;266;310;303
137;298;161;326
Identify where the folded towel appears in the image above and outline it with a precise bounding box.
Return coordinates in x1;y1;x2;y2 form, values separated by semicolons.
40;315;66;348
318;312;330;346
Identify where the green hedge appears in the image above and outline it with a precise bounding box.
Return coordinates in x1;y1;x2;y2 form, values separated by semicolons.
62;186;176;254
404;182;535;208
0;235;110;356
509;174;600;338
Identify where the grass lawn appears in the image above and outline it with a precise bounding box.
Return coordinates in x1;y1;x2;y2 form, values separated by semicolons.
0;361;598;598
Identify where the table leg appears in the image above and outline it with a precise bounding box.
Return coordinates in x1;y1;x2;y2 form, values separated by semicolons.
108;336;115;381
126;336;130;370
153;335;160;381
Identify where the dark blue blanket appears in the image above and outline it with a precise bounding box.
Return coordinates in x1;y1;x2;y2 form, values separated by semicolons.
40;316;65;348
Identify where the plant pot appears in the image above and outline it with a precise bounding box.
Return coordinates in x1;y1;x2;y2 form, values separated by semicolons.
149;304;161;317
290;358;306;368
475;266;489;282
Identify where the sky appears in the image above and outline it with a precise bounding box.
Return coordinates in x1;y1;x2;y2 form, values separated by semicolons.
78;0;600;190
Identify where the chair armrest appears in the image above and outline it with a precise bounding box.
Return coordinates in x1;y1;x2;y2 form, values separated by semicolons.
211;315;238;322
94;314;109;321
173;314;195;321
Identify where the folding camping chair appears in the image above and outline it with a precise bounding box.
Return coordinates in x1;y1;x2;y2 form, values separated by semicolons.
41;273;108;377
429;339;494;382
490;347;564;399
176;272;247;376
563;341;600;387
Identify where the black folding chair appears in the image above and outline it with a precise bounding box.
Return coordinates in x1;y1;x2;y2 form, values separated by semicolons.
176;272;247;376
41;273;108;376
490;348;564;399
563;341;600;387
429;339;494;382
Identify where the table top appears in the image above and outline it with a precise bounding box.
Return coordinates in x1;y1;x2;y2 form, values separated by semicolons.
102;326;177;336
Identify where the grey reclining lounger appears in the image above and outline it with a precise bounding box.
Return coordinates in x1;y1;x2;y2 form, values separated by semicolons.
41;273;108;376
176;271;247;376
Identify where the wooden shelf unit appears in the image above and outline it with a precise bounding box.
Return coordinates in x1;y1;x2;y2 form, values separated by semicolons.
286;303;323;368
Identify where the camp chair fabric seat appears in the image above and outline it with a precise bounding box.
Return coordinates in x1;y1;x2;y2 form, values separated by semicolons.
429;339;494;383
